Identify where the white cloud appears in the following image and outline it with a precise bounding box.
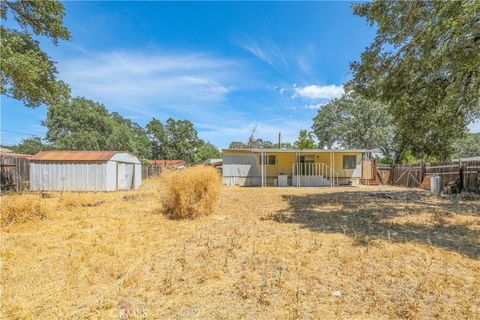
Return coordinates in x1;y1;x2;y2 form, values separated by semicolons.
58;51;238;116
304;102;327;109
54;49;325;149
294;84;344;100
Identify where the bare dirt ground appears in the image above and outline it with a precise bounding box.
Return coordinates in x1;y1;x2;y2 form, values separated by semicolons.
1;181;479;319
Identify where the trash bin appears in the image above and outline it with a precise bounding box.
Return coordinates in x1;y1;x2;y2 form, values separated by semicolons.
431;175;441;195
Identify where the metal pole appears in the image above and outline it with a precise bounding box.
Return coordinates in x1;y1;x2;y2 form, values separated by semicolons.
263;152;266;187
330;151;333;187
263;151;265;187
260;152;264;187
296;152;299;187
295;152;297;187
297;152;302;187
332;150;335;187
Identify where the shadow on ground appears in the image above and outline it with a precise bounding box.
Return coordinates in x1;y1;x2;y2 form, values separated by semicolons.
269;190;480;259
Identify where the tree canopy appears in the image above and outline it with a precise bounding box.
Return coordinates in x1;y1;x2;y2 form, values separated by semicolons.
312;93;397;161
293;130;316;149
45;97;152;159
228;138;276;149
349;1;480;160
1;0;71;107
146;118;219;163
452;132;480;159
8;136;52;155
193;142;222;163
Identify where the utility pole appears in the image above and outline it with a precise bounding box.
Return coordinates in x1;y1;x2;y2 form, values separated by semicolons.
248;125;257;148
278;132;281;149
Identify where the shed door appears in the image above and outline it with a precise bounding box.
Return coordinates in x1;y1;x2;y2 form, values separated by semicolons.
117;163;134;190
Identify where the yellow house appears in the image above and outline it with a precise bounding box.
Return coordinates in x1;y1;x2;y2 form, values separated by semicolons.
222;148;372;187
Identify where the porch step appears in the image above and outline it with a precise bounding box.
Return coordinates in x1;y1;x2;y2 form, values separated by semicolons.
361;178;380;186
292;175;334;187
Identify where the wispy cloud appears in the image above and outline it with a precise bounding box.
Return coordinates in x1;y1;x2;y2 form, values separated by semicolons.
58;51;239;117
294;84;344;100
54;49;330;148
237;38;287;69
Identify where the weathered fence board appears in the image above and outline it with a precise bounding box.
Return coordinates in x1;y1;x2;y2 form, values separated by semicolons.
388;160;480;193
377;166;391;185
1;160;171;191
390;164;423;188
0;157;30;191
462;161;480;193
141;165;163;179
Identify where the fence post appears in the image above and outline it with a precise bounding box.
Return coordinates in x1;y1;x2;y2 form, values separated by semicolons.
420;162;426;186
459;160;464;193
390;164;395;185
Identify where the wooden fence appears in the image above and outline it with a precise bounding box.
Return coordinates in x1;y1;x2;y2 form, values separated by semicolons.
377;165;391;185
0;157;30;192
387;160;480;193
1;160;173;192
141;165;164;179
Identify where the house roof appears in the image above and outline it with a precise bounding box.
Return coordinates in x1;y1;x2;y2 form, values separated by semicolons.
30;151;121;161
0;152;33;159
203;158;223;164
151;160;186;166
222;148;372;153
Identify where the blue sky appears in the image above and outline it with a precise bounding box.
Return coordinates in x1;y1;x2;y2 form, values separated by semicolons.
2;1;478;149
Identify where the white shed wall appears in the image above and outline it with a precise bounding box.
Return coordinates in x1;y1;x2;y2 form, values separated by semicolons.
105;161;117;191
30;162;108;191
30;152;142;191
134;164;141;189
105;160;142;191
110;153;141;164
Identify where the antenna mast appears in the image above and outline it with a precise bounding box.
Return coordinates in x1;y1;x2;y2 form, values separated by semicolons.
248;125;257;148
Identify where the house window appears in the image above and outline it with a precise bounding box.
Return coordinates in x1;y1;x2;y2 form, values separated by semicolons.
343;155;357;169
259;155;277;165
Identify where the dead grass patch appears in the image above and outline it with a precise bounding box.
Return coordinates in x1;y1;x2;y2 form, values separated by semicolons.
58;192;106;209
159;166;221;219
0;193;46;226
1;185;479;319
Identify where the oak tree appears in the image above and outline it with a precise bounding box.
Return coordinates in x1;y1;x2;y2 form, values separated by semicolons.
350;1;480;160
1;0;71;107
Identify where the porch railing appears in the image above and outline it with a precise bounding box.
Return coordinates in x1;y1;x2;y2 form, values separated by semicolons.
292;162;342;186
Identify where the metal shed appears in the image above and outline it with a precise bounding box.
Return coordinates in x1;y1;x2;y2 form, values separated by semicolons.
30;151;141;191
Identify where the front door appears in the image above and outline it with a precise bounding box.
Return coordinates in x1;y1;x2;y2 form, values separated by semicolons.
299;155;314;175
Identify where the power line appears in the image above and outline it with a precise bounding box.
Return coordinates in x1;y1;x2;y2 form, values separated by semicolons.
0;129;39;137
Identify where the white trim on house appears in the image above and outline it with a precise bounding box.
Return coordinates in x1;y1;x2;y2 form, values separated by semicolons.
223;148;372;153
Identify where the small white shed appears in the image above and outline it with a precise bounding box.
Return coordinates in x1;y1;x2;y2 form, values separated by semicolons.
30;151;141;191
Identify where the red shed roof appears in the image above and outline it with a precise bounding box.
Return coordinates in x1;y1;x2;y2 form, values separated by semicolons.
30;151;121;161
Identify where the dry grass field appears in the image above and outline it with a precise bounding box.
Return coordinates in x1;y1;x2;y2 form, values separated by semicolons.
1;179;479;319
